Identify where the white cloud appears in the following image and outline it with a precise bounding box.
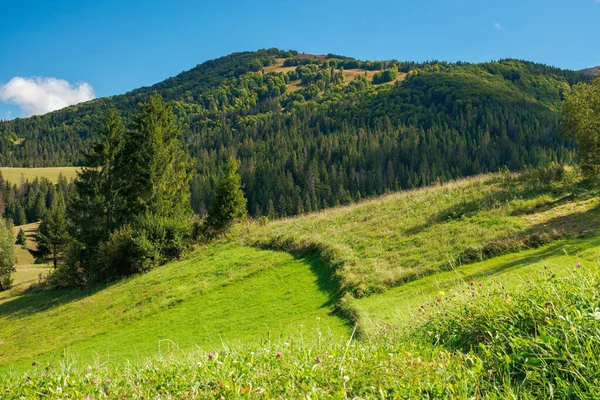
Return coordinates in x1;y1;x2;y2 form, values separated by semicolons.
0;77;95;117
494;22;503;30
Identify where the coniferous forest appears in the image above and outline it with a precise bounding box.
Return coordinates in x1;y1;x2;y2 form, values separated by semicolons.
0;49;593;219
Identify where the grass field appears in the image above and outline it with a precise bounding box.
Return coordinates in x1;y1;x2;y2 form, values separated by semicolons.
0;243;349;372
239;172;600;295
2;171;600;397
0;167;79;184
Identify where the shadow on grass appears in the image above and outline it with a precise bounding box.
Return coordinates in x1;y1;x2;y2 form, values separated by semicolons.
455;205;600;274
295;253;355;328
0;284;107;320
404;178;595;237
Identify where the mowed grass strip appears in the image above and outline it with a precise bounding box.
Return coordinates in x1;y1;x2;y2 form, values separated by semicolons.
0;243;350;372
239;173;600;295
0;167;79;184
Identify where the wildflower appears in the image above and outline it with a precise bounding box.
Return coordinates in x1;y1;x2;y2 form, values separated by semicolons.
328;354;334;359
196;361;203;367
284;342;289;347
438;291;445;296
469;281;474;286
208;353;214;360
315;356;323;363
343;375;350;383
478;282;483;287
276;351;282;359
105;379;111;384
576;262;582;268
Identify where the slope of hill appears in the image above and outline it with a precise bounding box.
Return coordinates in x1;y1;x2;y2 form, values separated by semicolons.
1;169;599;376
581;66;600;75
0;50;593;219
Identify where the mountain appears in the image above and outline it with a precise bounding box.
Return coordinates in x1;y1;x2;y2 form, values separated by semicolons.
0;49;593;218
580;66;600;75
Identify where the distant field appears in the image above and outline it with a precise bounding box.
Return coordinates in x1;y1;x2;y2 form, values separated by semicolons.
0;167;79;184
0;222;51;304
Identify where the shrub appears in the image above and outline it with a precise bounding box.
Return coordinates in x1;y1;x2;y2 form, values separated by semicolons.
372;68;398;84
98;215;191;282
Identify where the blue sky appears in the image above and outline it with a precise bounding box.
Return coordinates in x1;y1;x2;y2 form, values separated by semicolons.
1;0;599;119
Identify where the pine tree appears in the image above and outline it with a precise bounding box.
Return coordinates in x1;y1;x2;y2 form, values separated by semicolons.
71;107;126;253
36;201;70;269
0;219;16;291
205;157;247;232
116;93;193;222
15;228;26;246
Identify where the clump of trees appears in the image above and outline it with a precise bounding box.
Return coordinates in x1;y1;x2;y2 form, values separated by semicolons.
0;219;15;291
372;68;398;84
63;94;194;284
563;76;600;175
44;93;248;286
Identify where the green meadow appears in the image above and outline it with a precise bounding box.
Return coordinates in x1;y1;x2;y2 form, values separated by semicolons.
2;170;600;397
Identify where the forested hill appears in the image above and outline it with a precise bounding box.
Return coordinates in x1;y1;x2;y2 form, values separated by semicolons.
0;49;594;218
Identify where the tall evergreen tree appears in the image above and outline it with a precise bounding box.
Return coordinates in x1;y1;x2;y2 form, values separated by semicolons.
205;157;247;232
36;201;70;269
116;93;193;222
0;219;16;291
71;107;126;254
16;228;26;246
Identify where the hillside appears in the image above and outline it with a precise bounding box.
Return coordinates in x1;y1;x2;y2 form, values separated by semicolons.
0;49;594;220
2;169;599;376
581;66;600;75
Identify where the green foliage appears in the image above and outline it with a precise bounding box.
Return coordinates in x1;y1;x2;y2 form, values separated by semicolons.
563;76;600;175
116;93;193;221
35;201;70;269
15;228;26;246
204;157;247;233
372;68;398;84
66;96;193;284
0;219;15;291
99;215;191;280
0;51;593;221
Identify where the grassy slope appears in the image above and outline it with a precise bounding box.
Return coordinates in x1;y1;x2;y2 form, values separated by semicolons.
239;172;600;295
0;243;349;372
353;235;600;331
0;167;79;184
2;171;600;380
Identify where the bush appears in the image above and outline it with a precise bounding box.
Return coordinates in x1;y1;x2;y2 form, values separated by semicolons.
372;68;398;84
99;216;191;281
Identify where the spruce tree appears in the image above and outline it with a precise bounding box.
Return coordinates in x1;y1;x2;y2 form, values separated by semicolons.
71;107;126;252
15;228;26;246
205;157;247;232
36;201;70;269
116;93;193;222
0;219;16;291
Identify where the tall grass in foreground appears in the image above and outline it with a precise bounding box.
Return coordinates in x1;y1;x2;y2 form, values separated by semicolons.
3;263;599;399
